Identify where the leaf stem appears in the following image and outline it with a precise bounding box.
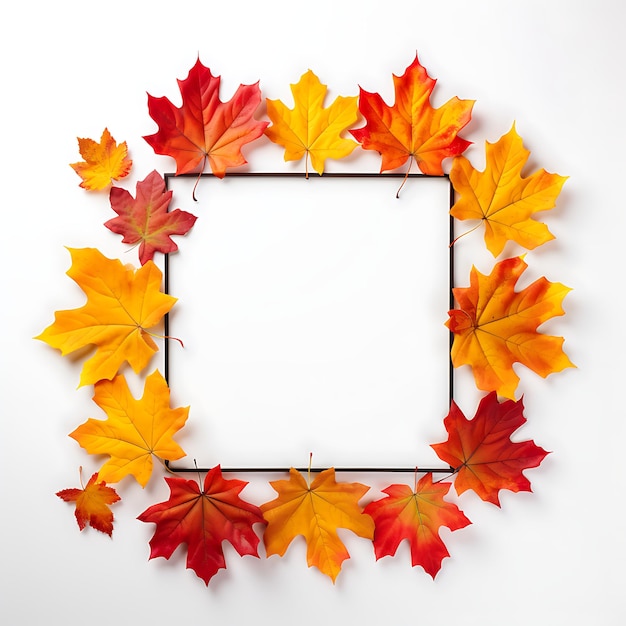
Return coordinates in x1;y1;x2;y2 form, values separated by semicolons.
191;156;207;201
142;327;185;348
395;157;414;198
449;220;483;248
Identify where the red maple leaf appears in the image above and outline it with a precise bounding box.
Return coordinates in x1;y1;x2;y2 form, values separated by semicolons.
56;470;121;536
105;170;197;265
364;473;470;578
350;54;473;175
144;58;268;177
137;466;266;585
431;392;550;506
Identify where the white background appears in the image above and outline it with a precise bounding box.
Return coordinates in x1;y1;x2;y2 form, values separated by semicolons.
1;1;624;623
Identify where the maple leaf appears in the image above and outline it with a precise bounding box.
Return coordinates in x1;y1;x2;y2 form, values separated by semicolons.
56;469;121;536
450;124;568;256
265;69;359;176
138;466;265;585
350;54;474;176
105;170;197;265
364;473;470;578
431;392;549;506
260;467;374;583
70;128;132;190
447;255;574;399
144;58;268;178
69;370;188;487
35;247;176;387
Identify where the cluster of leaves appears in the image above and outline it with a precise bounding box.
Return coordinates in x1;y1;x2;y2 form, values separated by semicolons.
38;54;572;584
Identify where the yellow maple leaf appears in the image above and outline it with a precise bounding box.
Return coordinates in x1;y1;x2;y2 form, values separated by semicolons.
450;124;567;256
35;247;176;387
260;467;374;582
265;69;359;176
447;255;574;399
70;370;188;487
70;128;132;190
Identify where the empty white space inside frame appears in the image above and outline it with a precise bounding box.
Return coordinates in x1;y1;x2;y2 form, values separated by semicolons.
165;174;452;469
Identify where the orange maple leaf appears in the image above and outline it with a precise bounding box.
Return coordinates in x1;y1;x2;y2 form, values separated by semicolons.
431;392;549;506
69;370;188;487
351;54;474;176
265;69;359;176
56;469;121;536
447;255;574;399
35;247;176;387
260;467;374;582
138;466;266;585
70;128;132;190
450;124;568;256
144;58;268;178
364;473;470;578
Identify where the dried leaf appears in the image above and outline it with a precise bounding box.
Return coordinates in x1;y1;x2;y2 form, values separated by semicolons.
35;247;176;386
364;473;470;578
56;470;121;536
260;467;374;582
144;58;268;177
431;392;550;506
351;54;473;175
447;255;574;398
69;370;188;487
138;466;265;585
106;170;197;265
70;128;132;190
265;69;359;175
450;124;567;256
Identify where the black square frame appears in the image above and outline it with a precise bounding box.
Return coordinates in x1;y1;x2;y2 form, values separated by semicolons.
163;172;456;475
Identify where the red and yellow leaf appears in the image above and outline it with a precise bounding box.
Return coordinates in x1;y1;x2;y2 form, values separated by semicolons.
70;128;132;190
69;370;188;487
265;69;359;175
447;255;574;399
364;473;470;578
450;124;567;256
431;392;550;506
35;247;176;387
105;170;197;265
144;58;268;177
56;470;121;536
351;54;474;175
260;467;374;583
138;466;265;585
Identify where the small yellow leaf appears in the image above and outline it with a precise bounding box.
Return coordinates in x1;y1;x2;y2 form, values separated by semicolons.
265;70;359;175
70;128;132;190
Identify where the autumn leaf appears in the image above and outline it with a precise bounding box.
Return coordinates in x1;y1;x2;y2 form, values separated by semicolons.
450;124;567;256
260;467;374;582
431;392;549;506
447;255;574;399
69;370;188;487
35;247;176;387
138;466;265;585
144;58;268;178
105;170;197;265
265;69;359;176
56;469;121;536
70;128;132;190
364;473;470;578
351;54;474;176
